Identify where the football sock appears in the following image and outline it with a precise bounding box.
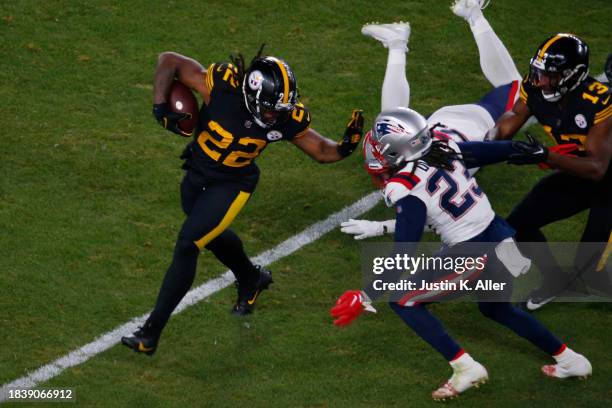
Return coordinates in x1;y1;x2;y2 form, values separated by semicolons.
147;238;200;336
478;302;563;355
553;345;582;362
390;302;462;361
146;231;258;336
381;48;410;111
468;12;521;87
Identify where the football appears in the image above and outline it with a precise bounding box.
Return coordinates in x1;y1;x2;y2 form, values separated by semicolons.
169;81;199;135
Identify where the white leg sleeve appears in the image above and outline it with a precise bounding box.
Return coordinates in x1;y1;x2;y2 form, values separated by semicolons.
381;48;410;111
468;12;521;87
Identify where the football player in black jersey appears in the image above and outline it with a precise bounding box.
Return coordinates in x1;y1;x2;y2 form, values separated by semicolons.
490;34;612;310
121;48;364;355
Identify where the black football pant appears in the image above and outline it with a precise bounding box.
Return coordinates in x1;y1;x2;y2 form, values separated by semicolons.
147;174;259;336
506;171;612;296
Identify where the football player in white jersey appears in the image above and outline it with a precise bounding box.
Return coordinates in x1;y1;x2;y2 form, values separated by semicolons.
331;106;592;400
342;0;530;239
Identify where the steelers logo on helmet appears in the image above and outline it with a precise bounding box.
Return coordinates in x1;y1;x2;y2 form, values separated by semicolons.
248;70;264;91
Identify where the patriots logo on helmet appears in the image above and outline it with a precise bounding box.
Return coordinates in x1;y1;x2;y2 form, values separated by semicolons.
376;121;406;137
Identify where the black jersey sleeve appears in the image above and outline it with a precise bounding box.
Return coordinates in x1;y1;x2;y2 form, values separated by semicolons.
281;102;312;140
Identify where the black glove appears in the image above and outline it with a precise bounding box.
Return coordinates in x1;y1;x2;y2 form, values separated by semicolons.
152;103;193;137
337;109;364;157
605;53;612;84
508;132;549;165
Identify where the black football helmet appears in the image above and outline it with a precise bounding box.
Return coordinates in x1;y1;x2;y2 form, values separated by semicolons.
242;56;298;128
529;33;589;102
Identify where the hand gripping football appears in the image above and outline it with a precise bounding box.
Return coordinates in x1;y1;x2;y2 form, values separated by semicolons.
169;81;199;134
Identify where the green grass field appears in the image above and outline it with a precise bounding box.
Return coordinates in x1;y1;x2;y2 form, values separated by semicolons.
1;0;611;406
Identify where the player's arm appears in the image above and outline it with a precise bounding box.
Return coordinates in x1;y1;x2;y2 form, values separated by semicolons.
393;196;426;242
291;110;364;163
151;52;210;136
341;219;396;239
456;139;551;169
331;195;426;327
489;99;532;141
291;128;347;163
546;117;612;181
361;196;426;299
154;52;210;104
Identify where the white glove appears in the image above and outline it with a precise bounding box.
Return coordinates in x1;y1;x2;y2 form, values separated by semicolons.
340;219;396;240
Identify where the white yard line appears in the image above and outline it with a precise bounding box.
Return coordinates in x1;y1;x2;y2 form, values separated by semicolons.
0;192;381;402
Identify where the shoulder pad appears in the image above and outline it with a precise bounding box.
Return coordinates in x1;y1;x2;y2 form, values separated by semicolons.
383;171;421;207
206;62;240;92
590;80;612;125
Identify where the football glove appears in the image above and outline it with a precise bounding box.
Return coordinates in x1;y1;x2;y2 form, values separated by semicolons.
605;53;612;84
153;103;193;137
538;143;579;169
337;109;364;157
331;290;376;327
507;132;548;165
340;219;396;240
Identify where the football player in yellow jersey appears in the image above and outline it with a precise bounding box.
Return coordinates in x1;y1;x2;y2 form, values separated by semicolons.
490;34;612;311
121;47;364;355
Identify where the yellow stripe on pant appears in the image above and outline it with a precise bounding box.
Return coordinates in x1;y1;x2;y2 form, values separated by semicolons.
596;230;612;272
194;191;251;250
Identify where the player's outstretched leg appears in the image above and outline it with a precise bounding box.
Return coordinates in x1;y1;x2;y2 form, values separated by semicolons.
206;229;274;315
478;302;592;379
121;235;201;356
451;0;491;22
361;22;411;111
452;0;521;87
389;302;488;400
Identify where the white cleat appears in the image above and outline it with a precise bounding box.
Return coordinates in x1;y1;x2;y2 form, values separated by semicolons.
361;22;410;50
451;0;491;20
431;355;488;401
542;349;592;379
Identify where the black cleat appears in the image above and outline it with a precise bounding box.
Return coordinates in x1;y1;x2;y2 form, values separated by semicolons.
232;265;273;316
523;295;556;311
520;275;584;312
121;325;159;356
